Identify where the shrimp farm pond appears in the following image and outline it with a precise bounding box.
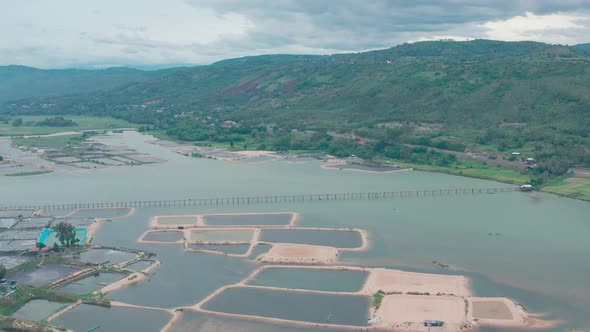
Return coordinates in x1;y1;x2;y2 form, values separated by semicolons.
0;131;589;332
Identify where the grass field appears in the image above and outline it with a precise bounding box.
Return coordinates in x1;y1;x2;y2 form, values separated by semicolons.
383;158;531;184
541;176;590;201
0;116;138;136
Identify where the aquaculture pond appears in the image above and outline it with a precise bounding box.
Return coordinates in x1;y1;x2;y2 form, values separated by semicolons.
78;248;137;265
51;304;171;332
171;310;353;332
141;230;184;242
11;300;68;321
55;271;126;295
247;268;367;292
187;244;251;255
190;229;253;243
12;263;82;287
1;131;590;331
202;287;370;326
68;207;132;219
260;229;363;248
203;213;293;226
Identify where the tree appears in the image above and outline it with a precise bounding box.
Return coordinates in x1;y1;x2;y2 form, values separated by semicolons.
53;221;78;246
53;242;60;251
0;263;6;279
12;118;23;127
0;155;3;161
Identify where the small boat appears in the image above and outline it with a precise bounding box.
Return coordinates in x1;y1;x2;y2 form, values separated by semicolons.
88;326;100;332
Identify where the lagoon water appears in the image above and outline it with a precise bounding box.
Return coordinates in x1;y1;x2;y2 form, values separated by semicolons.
259;229;363;248
1;131;589;331
247;268;367;292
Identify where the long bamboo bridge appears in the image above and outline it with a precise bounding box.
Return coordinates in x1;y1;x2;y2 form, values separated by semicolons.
1;187;519;211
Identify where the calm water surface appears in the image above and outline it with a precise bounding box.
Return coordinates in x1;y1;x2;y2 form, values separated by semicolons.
1;132;588;331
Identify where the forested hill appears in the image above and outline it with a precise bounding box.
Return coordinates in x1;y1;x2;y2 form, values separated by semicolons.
0;66;177;102
2;40;590;171
574;43;590;52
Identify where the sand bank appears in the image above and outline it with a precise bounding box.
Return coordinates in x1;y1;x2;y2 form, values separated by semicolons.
362;268;471;297
259;243;339;264
375;295;468;330
467;297;559;329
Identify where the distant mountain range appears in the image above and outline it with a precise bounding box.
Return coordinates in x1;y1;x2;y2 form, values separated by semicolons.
1;39;589;168
573;43;590;51
0;65;178;103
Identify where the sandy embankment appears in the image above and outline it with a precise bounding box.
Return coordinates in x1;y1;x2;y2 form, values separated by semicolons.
258;243;339;264
47;300;83;322
375;295;468;330
99;260;160;294
362;268;471;297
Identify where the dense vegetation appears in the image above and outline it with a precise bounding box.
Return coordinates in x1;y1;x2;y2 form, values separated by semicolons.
0;66;177;103
2;40;589;184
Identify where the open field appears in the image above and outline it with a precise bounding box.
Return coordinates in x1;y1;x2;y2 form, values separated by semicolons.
0;116;138;136
385;158;531;184
541;176;590;201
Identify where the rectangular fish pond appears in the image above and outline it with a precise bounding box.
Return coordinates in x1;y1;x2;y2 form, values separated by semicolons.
11;299;69;322
55;271;126;295
51;304;171;332
203;213;294;226
202;287;370;326
247;268;367;292
78;248;137;265
141;230;184;242
68;207;132;219
12;263;82;287
156;216;198;225
259;229;363;248
38;228;87;246
190;229;253;243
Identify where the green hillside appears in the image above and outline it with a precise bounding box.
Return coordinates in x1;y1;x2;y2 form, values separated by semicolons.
2;40;589;186
0;66;177;102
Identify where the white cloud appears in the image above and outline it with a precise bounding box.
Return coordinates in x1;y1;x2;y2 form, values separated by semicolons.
0;1;589;68
481;12;589;44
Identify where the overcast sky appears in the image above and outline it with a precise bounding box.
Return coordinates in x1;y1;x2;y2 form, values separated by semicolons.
1;0;589;68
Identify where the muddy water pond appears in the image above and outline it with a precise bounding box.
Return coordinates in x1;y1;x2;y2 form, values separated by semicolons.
142;230;184;242
52;304;171;332
12;300;69;321
78;248;137;265
203;287;370;326
56;271;126;295
247;268;367;292
260;229;363;248
12;263;82;287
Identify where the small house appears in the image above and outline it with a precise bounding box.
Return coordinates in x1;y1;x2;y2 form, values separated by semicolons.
519;184;534;192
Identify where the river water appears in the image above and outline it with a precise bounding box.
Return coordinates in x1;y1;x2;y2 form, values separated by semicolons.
1;131;588;331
